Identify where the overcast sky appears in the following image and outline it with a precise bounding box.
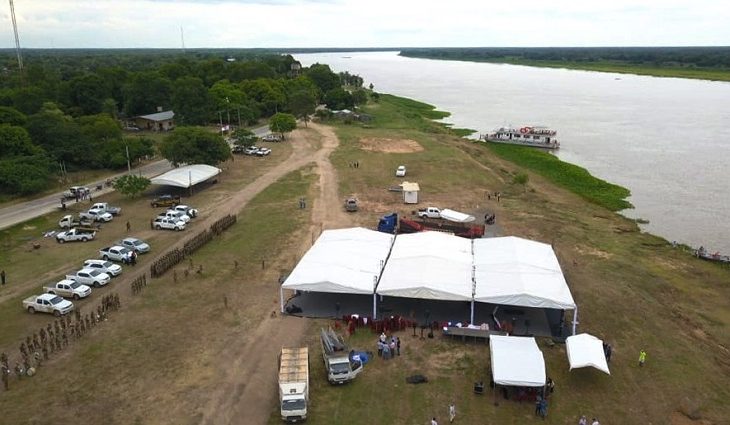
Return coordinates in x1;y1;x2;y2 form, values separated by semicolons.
2;0;728;48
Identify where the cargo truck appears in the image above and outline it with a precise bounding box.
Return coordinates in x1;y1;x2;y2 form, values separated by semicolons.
320;328;363;384
279;347;309;423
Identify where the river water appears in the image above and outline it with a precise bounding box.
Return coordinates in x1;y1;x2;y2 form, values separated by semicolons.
295;51;730;253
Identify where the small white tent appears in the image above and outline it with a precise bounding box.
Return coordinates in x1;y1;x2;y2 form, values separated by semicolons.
150;164;221;188
565;333;610;375
489;335;546;387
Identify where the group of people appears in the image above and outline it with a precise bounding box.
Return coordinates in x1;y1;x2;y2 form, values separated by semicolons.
376;332;401;359
2;293;121;392
602;341;613;362
131;274;148;295
578;415;601;425
122;249;138;266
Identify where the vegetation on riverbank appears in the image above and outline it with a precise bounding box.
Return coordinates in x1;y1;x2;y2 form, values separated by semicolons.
400;47;730;81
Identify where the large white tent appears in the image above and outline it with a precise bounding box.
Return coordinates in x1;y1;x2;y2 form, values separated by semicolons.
150;164;221;188
566;333;610;375
489;335;546;387
377;232;473;301
473;237;575;310
280;228;394;310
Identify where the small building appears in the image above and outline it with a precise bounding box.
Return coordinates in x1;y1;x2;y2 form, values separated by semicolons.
290;62;302;77
401;181;420;204
133;110;175;132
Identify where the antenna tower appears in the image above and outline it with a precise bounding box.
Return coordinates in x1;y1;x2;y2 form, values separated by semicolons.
9;0;24;70
180;26;186;51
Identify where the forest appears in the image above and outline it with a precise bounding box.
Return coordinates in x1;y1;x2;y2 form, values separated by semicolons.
0;49;365;197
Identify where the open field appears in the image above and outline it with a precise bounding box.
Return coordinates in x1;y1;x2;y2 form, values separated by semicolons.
0;93;728;425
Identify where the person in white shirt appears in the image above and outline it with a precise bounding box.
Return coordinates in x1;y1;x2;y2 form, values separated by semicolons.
591;419;600;425
578;415;587;425
431;417;438;425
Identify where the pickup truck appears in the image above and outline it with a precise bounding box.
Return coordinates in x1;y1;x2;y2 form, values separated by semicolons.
119;237;150;254
83;259;123;277
320;327;363;384
43;279;92;300
66;268;111;288
417;207;441;219
23;294;74;316
151;194;181;208
152;217;186;231
62;186;90;200
56;228;96;243
344;198;358;212
160;210;190;223
90;202;122;215
173;205;198;218
58;214;96;229
80;209;113;222
99;246;132;262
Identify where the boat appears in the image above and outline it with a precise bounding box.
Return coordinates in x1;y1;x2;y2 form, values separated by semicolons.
480;126;560;149
695;247;730;264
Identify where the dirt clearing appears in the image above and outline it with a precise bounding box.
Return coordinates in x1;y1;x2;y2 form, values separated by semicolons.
359;137;424;153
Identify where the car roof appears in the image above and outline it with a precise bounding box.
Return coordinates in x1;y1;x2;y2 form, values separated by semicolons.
110;245;128;250
78;267;98;273
122;237;141;242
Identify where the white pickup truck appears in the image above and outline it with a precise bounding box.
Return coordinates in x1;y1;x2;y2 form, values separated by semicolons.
99;246;132;262
43;279;92;300
58;214;95;229
23;294;74;316
66;268;111;288
90;202;122;216
80;209;113;222
417;207;441;219
152;217;186;231
56;228;96;243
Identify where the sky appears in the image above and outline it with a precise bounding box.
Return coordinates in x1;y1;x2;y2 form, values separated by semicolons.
2;0;729;48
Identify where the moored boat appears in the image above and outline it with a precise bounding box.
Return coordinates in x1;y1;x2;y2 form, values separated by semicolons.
695;246;730;264
480;126;560;149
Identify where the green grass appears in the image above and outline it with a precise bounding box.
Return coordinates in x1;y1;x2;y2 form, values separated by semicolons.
484;143;632;211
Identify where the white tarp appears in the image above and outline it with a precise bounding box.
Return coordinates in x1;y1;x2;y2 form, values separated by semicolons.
282;228;394;295
376;232;473;301
440;209;475;223
489;335;546;387
566;333;610;375
150;164;221;188
473;237;576;309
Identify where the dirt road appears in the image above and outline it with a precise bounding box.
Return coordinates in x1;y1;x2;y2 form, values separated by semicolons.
199;122;349;425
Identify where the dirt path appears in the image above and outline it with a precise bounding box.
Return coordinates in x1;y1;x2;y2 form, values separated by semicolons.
199;122;347;425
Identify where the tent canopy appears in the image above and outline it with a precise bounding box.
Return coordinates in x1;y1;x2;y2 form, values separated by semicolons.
377;232;473;301
566;333;610;375
282;228;394;295
440;209;475;223
473;237;576;309
490;335;546;387
150;164;221;188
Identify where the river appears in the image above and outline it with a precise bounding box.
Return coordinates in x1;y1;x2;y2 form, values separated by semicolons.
295;51;730;254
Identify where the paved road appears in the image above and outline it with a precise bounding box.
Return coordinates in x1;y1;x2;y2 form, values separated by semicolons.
0;125;271;231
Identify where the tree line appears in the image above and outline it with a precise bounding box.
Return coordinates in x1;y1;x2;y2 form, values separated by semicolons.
0;50;366;196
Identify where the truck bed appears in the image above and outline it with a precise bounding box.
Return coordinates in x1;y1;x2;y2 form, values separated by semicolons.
280;347;308;384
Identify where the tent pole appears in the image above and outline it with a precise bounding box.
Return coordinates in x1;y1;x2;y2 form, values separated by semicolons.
572;307;578;335
280;286;284;314
470;300;475;324
372;293;377;320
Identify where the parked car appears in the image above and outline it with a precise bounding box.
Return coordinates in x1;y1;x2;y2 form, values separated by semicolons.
62;186;91;200
153;217;186;231
89;202;122;215
151;194;181;208
255;147;272;156
83;259;123;277
173;205;198;218
23;294;74;316
80;209;113;222
396;165;407;177
99;245;132;262
262;134;282;142
232;145;246;154
56;228;96;243
43;279;92;300
66;268;111;288
119;237;150;254
244;146;260;155
159;210;190;223
344;198;358;212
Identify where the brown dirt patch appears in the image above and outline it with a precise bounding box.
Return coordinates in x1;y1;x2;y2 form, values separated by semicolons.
575;244;613;259
670;411;713;425
360;137;424;153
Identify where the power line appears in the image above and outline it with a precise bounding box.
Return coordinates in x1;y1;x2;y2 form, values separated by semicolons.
9;0;23;70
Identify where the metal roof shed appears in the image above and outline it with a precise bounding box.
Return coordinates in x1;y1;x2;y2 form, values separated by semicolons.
150;164;221;188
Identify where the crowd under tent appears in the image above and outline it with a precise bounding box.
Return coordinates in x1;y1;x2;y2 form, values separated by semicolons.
565;333;610;375
150;164;222;188
489;335;546;387
280;228;395;313
473;237;577;334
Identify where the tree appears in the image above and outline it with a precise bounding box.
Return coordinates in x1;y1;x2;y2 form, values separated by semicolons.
351;89;368;106
232;128;257;147
68;74;110;115
172;76;213;125
113;174;150;198
0;125;53;195
323;88;354;110
288;90;316;127
269;113;297;139
25;102;86;165
123;72;172;116
0;106;27;126
159;127;231;167
304;64;341;94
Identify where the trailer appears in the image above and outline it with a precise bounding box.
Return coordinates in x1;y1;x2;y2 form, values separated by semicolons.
377;213;484;239
279;347;309;423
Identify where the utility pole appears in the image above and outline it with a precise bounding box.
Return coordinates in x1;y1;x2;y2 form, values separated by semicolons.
180;26;186;52
125;145;132;174
9;0;24;71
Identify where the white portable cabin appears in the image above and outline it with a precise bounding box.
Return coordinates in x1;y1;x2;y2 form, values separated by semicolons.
401;181;420;204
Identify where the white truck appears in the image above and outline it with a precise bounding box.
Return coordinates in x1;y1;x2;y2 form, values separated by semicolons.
43;279;92;300
58;214;95;229
23;294;74;316
159;210;190;223
90;202;122;215
152;217;186;231
99;245;132;262
80;209;113;222
279;347;309;423
417;206;441;219
320;328;363;384
56;228;96;243
66;268;111;288
62;186;90;200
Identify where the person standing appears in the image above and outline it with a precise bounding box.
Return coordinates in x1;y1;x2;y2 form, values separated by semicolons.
578;415;588;425
126;221;131;232
638;349;647;367
1;269;5;286
591;418;600;425
396;337;401;356
448;403;456;423
606;344;612;362
431;417;438;425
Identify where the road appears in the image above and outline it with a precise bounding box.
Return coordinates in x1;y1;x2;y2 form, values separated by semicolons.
0;125;271;231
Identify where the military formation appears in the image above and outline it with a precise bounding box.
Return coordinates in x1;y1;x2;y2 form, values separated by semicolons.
150;248;184;278
1;293;120;392
210;214;236;236
183;229;213;256
130;274;148;295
